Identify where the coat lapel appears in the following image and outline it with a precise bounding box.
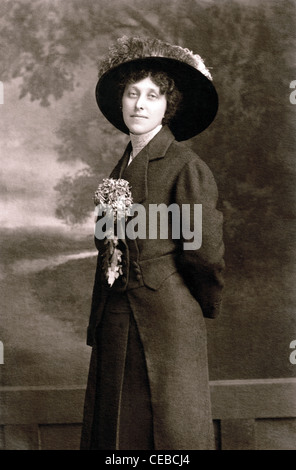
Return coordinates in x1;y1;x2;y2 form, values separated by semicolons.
119;126;175;204
109;145;131;180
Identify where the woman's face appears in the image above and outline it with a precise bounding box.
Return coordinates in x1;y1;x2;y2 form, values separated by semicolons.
122;76;167;135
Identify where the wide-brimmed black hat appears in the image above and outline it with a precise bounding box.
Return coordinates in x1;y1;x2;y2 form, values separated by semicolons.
96;36;218;141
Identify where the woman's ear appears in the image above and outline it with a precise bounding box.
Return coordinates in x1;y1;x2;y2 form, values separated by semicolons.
162;113;168;125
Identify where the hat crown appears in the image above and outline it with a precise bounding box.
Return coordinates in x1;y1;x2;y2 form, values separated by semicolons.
98;36;213;81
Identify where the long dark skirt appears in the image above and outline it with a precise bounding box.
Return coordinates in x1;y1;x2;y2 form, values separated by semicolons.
89;293;154;450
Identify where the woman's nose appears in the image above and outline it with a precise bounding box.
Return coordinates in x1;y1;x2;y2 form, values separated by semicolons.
135;95;145;110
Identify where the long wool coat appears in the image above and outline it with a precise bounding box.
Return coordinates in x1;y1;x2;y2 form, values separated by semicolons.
80;126;225;450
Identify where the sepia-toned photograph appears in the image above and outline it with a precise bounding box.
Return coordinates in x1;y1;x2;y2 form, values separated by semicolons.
0;0;295;452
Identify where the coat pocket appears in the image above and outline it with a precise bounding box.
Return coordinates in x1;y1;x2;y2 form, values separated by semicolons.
138;254;178;290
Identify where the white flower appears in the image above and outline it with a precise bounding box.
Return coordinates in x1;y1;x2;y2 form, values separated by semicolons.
94;178;133;287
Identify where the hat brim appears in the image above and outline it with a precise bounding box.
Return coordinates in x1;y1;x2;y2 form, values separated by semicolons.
96;57;218;141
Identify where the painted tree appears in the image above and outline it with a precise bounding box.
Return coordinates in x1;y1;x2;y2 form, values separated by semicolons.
1;0;295;270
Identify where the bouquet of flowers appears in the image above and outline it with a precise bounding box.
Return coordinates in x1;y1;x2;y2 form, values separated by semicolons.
94;178;133;286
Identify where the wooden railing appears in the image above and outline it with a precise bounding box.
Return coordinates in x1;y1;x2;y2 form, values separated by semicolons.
1;378;296;450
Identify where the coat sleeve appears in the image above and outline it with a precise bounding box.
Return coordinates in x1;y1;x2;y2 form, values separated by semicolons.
174;156;225;319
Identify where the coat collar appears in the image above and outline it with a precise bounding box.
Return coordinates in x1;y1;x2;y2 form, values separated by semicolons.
110;126;175;204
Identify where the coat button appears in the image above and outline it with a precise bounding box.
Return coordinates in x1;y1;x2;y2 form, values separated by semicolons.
136;274;142;282
121;276;127;283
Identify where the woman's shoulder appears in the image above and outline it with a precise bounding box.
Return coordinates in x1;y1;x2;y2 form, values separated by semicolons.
166;138;212;175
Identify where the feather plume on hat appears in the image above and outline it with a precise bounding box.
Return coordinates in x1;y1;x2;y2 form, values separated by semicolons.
98;36;213;81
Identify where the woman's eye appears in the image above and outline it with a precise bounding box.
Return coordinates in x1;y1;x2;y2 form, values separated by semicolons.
149;94;157;99
128;91;137;97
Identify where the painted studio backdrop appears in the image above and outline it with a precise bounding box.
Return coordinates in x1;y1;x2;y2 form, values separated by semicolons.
0;0;295;450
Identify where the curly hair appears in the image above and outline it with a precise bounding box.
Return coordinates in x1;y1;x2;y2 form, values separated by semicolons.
117;65;183;126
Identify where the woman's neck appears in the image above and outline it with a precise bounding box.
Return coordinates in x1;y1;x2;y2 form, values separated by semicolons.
130;125;162;158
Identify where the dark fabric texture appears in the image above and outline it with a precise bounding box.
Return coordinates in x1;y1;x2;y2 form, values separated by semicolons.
80;126;225;450
89;294;154;450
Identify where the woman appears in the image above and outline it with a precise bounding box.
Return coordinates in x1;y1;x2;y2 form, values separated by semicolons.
81;36;225;450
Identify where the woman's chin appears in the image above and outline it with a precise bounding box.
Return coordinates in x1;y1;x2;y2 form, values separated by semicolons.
128;125;148;135
126;120;160;136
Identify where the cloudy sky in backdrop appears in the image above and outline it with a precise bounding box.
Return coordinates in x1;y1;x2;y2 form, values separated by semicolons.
0;78;89;230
